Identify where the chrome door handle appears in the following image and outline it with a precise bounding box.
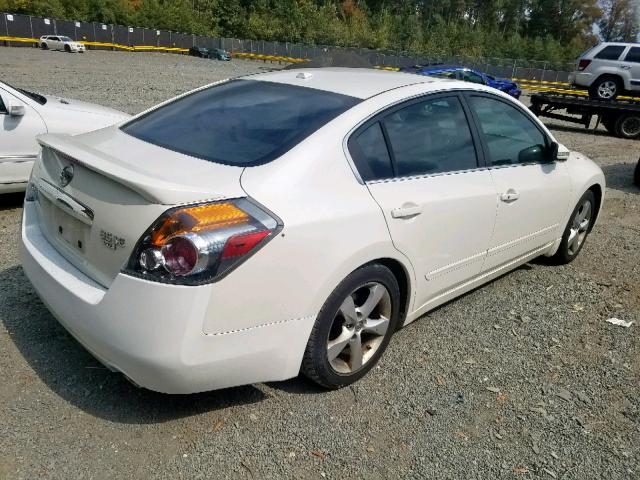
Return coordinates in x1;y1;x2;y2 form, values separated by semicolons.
391;204;422;218
499;190;520;203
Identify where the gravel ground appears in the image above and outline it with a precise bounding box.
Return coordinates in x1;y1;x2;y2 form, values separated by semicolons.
0;47;638;480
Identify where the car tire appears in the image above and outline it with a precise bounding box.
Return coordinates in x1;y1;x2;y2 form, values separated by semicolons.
614;114;640;139
634;159;640;187
41;42;48;50
589;76;622;100
64;44;71;53
550;190;596;265
301;263;402;389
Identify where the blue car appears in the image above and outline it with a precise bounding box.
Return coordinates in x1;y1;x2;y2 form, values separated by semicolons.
401;65;521;99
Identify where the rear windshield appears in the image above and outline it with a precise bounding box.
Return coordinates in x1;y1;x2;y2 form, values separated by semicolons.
121;79;360;166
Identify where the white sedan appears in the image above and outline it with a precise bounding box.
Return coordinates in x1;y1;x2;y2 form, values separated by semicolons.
21;69;605;393
39;35;86;53
0;81;129;193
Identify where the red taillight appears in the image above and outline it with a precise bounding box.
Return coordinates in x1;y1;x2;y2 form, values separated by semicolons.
222;230;270;259
578;59;591;71
162;236;198;276
127;198;281;285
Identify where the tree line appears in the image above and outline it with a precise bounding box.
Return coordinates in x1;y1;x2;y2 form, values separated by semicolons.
1;0;638;64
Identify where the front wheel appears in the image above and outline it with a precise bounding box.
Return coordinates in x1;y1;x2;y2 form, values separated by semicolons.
550;190;595;265
301;264;401;389
41;42;48;50
634;159;640;187
64;44;71;53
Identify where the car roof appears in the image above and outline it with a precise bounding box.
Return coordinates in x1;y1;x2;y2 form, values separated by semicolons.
250;67;448;99
597;42;639;47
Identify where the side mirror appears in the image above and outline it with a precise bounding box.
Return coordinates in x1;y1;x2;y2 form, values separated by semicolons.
8;102;25;117
518;144;547;164
550;141;570;162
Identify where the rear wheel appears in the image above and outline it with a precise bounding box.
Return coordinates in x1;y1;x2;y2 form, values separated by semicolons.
550;190;595;265
301;264;401;389
614;114;640;139
589;76;622;100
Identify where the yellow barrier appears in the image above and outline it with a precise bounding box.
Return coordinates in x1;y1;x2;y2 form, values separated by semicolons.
0;35;38;43
1;35;190;53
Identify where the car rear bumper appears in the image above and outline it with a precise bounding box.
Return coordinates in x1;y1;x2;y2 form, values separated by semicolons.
20;200;314;393
569;72;593;88
0;158;33;193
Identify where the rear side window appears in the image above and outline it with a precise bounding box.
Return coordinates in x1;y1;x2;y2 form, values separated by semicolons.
468;96;549;166
624;47;640;63
383;96;478;177
348;122;393;181
122;80;360;166
595;45;625;60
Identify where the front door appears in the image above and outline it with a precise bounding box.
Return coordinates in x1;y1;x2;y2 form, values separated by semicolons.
350;94;498;313
623;46;640;91
464;93;572;272
0;87;46;159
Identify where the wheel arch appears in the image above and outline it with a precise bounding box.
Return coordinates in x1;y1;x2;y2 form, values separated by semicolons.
592;73;625;90
367;257;412;328
587;183;603;231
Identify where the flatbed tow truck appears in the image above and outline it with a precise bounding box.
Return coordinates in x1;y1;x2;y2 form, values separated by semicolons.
530;92;640;140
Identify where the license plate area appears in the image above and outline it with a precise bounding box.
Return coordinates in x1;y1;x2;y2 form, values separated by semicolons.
38;195;90;255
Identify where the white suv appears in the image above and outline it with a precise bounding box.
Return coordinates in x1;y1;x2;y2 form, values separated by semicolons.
569;42;640;100
39;35;86;53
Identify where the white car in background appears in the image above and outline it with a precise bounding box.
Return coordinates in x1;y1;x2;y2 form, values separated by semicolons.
39;35;86;53
569;42;640;100
21;69;605;394
0;80;129;193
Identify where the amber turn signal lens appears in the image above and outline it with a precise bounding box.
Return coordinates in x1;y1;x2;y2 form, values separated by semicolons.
151;202;249;246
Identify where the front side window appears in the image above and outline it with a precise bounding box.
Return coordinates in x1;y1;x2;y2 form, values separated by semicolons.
383;96;478;177
468;95;549;166
60;36;72;42
595;45;625;60
624;47;640;63
122;80;360;166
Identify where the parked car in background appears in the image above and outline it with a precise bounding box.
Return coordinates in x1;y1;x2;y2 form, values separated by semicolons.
39;35;85;53
0;80;129;193
188;46;231;61
21;69;604;394
401;64;521;99
569;42;640;100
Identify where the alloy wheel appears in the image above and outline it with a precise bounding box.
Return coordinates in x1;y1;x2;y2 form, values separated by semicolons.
326;282;392;374
567;199;592;256
597;81;617;99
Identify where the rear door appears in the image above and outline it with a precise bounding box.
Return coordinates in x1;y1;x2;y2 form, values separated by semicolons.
464;92;572;272
351;93;498;313
622;46;640;91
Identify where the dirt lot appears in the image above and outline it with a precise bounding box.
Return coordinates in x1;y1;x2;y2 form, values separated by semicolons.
0;47;638;480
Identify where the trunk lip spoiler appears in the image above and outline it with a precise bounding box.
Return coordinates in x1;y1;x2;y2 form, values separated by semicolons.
36;133;232;205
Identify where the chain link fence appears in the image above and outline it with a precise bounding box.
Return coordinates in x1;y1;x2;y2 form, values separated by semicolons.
1;12;574;82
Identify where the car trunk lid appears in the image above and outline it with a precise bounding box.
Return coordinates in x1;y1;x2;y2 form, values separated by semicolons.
31;129;246;287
